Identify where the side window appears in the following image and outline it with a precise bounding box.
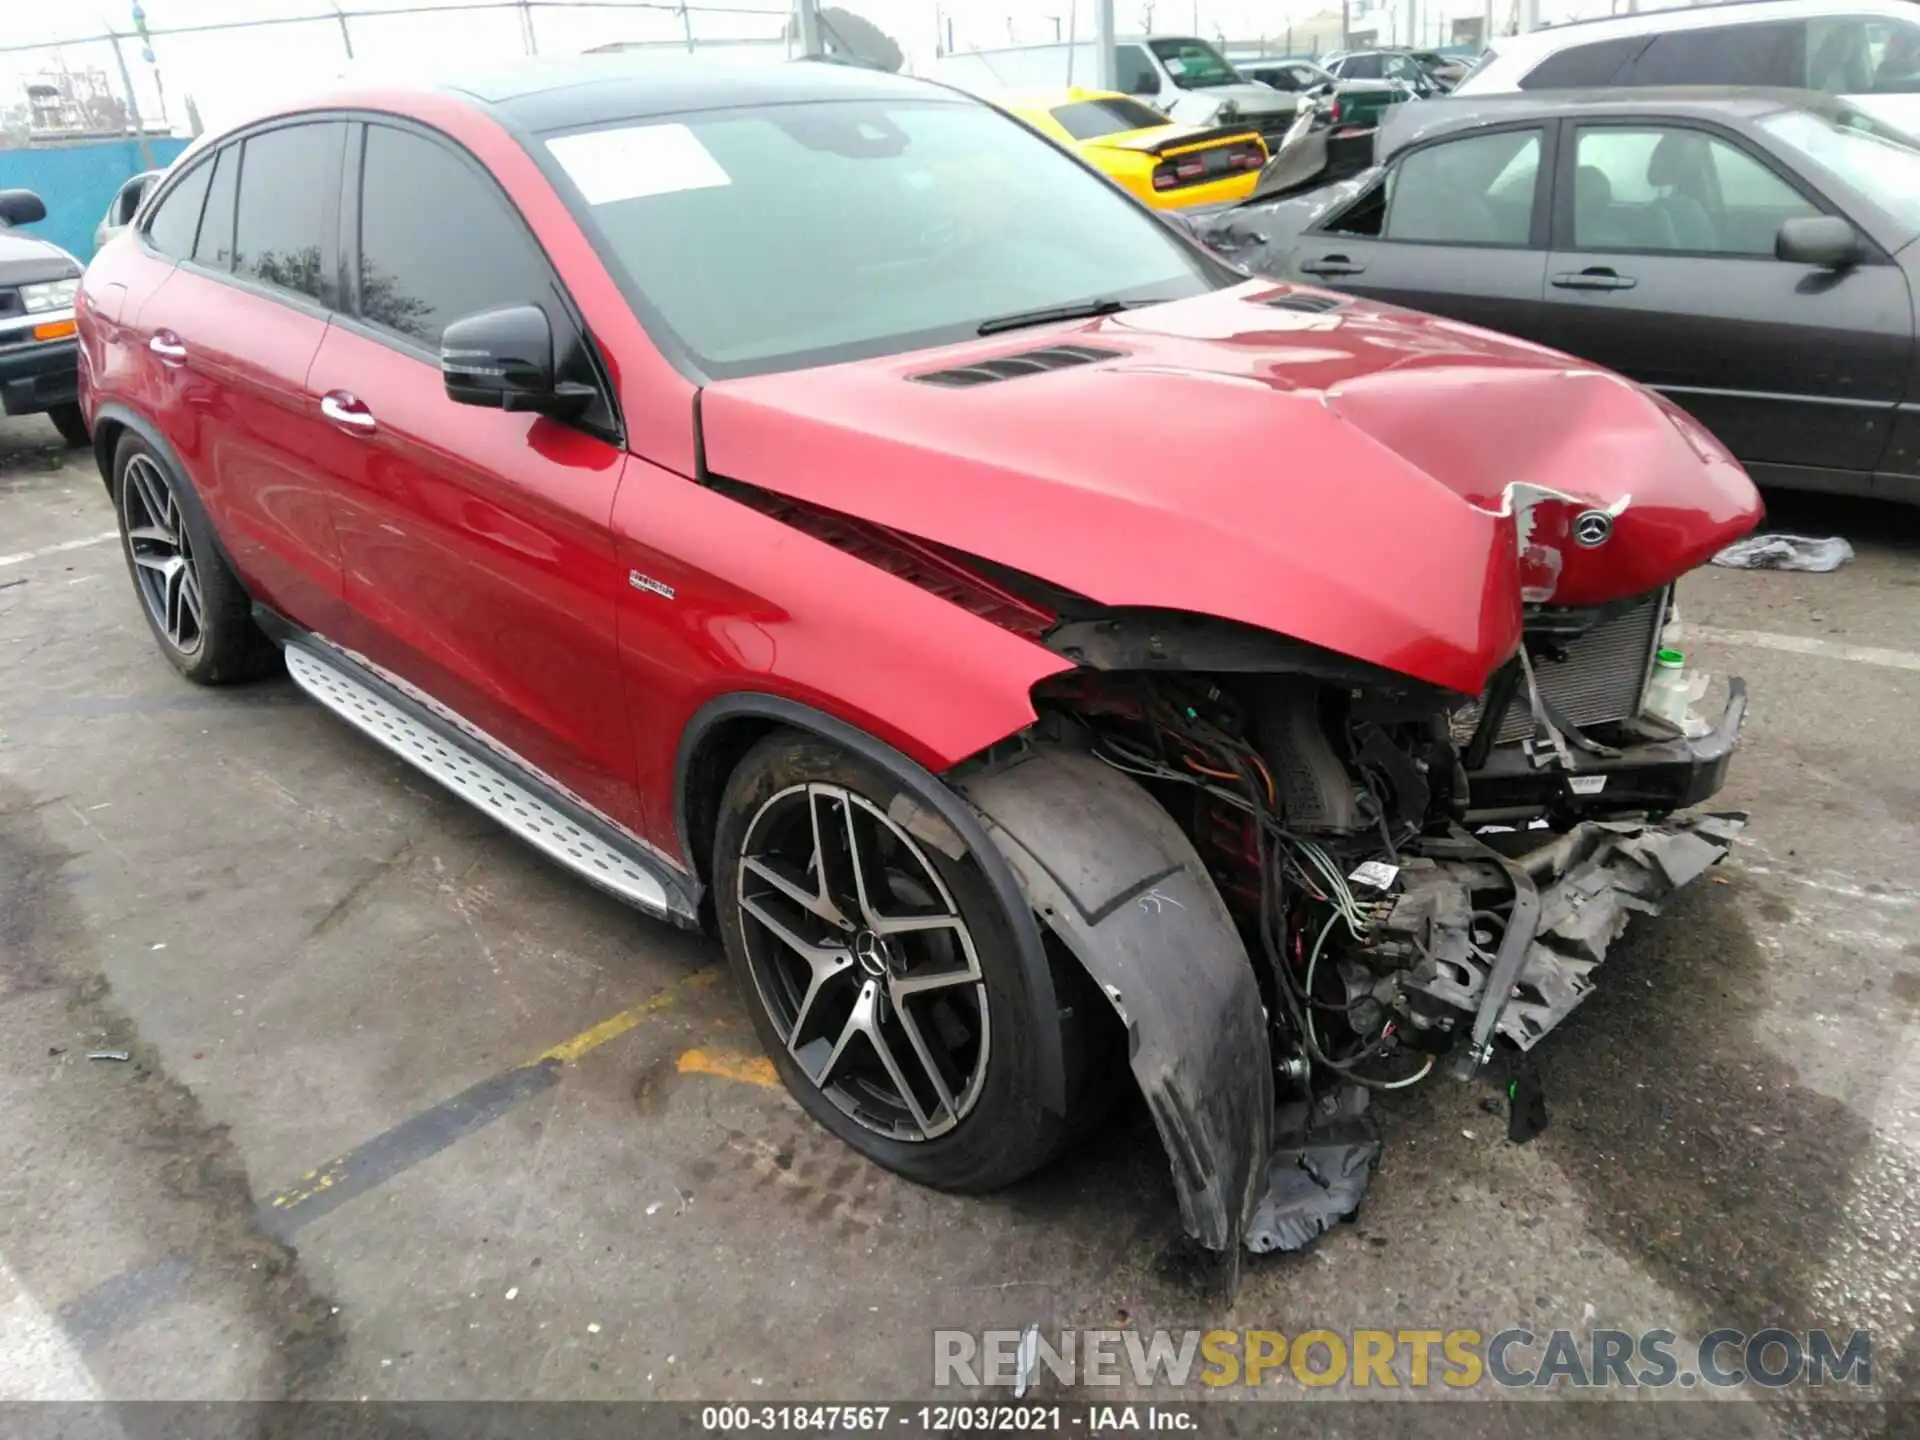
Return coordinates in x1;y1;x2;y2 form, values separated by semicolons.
1518;37;1648;89
1808;17;1920;93
1383;129;1541;245
1625;22;1803;86
145;162;211;258
1572;125;1819;256
233;122;346;303
1115;45;1159;96
1345;55;1383;79
191;147;238;270
357;125;555;347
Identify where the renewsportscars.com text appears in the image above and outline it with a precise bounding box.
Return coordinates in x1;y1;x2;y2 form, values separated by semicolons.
934;1327;1873;1391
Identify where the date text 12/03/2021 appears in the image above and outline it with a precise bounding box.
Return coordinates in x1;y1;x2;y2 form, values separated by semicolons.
700;1407;1191;1432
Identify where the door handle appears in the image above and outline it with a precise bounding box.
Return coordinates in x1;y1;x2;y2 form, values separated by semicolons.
148;331;186;363
1300;254;1367;277
320;391;377;433
1551;267;1637;291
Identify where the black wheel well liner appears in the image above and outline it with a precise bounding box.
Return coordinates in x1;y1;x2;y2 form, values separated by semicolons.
88;402;254;592
674;692;1068;1113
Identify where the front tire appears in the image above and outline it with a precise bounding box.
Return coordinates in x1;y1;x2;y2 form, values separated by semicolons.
48;403;89;448
112;432;275;684
713;730;1100;1191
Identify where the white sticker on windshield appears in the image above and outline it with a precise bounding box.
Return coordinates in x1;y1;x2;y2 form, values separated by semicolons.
546;123;731;206
1164;57;1185;74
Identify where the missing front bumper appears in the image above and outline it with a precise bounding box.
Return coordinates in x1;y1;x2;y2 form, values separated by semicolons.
1396;810;1746;1058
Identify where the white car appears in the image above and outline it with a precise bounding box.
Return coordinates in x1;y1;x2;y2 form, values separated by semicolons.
1456;0;1920;132
94;170;160;254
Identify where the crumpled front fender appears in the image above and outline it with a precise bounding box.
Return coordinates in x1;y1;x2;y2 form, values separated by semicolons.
958;747;1271;1264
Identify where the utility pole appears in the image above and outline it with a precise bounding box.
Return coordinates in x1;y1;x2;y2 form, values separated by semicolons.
106;31;155;170
1094;0;1116;87
1406;0;1417;50
795;0;823;57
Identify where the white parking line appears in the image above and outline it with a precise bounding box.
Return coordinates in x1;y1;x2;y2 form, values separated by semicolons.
0;531;118;569
1691;624;1920;673
0;1255;101;1401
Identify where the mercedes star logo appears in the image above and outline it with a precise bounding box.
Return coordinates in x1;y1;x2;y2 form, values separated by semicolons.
1572;510;1614;547
853;930;890;979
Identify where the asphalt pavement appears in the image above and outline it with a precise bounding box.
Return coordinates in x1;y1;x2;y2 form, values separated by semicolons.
0;412;1914;1433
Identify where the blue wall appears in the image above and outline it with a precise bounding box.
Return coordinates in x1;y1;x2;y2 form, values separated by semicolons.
0;136;191;263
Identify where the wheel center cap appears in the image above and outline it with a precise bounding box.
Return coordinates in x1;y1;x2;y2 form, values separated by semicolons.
852;929;891;979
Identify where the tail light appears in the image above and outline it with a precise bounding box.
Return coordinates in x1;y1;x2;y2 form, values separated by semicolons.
1153;140;1265;190
1329;97;1342;124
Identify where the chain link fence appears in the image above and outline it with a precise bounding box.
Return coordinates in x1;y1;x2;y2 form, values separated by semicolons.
0;0;804;162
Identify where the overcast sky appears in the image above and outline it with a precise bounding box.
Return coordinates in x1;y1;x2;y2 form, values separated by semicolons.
1;0;1620;135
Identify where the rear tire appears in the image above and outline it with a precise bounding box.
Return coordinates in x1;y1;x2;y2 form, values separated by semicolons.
47;403;88;448
713;729;1110;1191
111;432;277;685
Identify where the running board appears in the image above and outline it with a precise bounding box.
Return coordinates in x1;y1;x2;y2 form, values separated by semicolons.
282;643;698;926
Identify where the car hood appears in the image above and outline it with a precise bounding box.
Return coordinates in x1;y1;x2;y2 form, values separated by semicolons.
1170;85;1298;121
698;282;1761;697
0;228;81;282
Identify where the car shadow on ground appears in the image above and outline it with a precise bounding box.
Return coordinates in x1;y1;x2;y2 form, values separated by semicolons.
1751;489;1920;557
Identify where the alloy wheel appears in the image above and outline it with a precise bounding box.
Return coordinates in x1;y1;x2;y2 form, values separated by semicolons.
736;782;990;1141
121;455;205;656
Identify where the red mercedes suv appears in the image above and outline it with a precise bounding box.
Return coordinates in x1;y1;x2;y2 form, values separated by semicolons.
79;57;1760;1261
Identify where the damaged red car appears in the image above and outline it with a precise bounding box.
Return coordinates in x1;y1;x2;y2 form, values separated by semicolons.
78;58;1760;1264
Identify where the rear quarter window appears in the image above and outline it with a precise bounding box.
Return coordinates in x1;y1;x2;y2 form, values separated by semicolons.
1518;36;1650;89
1623;21;1804;86
1049;97;1169;139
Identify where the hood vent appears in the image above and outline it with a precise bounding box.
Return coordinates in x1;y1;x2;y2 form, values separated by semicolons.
1267;292;1346;313
912;344;1121;389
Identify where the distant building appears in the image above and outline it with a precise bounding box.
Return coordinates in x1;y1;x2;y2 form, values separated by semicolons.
5;63;169;149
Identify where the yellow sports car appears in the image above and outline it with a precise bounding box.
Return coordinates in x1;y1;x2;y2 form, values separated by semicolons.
998;88;1268;209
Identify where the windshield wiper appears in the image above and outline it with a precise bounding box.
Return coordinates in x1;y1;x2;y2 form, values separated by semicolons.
977;298;1131;336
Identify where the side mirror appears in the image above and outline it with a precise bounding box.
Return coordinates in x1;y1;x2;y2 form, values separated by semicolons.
440;304;594;418
1776;215;1861;269
0;189;47;227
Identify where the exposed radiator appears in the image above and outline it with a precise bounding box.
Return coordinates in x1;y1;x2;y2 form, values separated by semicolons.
1456;588;1668;748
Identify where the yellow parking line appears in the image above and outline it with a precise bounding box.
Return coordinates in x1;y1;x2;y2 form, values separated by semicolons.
534;967;721;1064
677;1046;781;1089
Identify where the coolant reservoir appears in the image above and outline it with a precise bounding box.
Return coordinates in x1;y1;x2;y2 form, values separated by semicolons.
1643;648;1710;734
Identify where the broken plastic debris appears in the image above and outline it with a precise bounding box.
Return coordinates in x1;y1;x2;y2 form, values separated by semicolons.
1245;1084;1382;1255
587;1323;601;1334
87;1050;131;1062
645;1201;663;1216
1711;534;1853;572
504;1287;519;1300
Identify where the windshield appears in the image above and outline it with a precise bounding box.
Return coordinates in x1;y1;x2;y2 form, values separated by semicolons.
1147;38;1244;90
1759;106;1920;236
546;99;1220;378
1049;96;1170;139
